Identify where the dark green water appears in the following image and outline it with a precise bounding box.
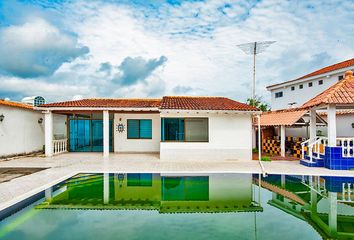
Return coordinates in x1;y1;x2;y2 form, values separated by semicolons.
0;173;353;240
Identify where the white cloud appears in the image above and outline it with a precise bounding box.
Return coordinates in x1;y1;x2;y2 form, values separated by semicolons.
0;18;89;78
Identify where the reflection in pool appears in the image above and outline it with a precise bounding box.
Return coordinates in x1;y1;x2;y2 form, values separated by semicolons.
0;173;353;240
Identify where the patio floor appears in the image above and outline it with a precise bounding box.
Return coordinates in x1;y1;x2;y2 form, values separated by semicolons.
0;152;353;211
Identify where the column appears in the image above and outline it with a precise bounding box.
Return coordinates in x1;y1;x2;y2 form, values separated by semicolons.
327;104;337;147
280;125;285;157
103;110;109;158
328;191;337;233
103;173;109;204
281;174;286;188
309;109;317;142
44;111;53;157
45;187;53;201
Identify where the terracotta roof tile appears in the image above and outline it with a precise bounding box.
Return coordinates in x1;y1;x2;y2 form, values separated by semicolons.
302;70;354;108
318;109;354;116
258;108;308;126
160;96;258;111
39;96;258;111
267;58;354;89
0;100;33;110
39;98;162;108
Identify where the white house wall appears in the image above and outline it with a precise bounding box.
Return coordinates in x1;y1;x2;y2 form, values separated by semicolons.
113;113;160;153
0;106;44;157
160;112;253;161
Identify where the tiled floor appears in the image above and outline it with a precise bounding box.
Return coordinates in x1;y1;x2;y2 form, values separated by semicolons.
0;152;353;211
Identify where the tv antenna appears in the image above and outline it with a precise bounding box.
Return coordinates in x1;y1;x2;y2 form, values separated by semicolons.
237;41;276;100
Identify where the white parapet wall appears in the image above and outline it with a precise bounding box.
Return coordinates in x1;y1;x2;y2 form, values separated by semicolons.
160;112;253;161
0;105;44;157
113;113;161;153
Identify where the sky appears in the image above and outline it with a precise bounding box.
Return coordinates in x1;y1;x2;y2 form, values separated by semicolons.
0;0;353;104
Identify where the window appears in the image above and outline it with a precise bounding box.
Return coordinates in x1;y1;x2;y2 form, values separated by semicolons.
299;84;303;89
291;86;295;91
275;91;283;98
127;119;152;139
338;75;343;81
127;174;152;186
308;82;313;87
161;118;208;142
319;80;323;85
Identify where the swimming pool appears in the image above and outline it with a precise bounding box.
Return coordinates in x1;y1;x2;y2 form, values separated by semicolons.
0;173;353;239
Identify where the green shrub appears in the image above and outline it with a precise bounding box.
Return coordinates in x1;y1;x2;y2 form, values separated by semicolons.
252;148;258;154
261;156;271;162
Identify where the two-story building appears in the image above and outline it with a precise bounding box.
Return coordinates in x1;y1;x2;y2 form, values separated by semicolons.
267;58;354;110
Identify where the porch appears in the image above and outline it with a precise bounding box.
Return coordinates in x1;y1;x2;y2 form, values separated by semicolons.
300;70;354;170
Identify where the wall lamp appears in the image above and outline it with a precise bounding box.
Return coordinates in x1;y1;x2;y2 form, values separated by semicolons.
38;118;43;124
0;114;4;122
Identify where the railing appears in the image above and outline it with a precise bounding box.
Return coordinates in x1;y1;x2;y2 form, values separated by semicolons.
337;138;354;158
340;182;354;203
301;137;327;163
53;139;68;155
301;139;311;159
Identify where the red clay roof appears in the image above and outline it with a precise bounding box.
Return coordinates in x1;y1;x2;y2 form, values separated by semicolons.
0;100;34;110
39;98;162;108
302;70;354;108
160;96;258;111
267;58;354;89
39;96;258;111
259;108;308;126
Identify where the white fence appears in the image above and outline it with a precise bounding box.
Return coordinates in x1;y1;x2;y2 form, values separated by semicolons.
53;139;68;155
337;138;354;158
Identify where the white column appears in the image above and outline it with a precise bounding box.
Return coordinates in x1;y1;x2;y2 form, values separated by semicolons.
309;109;317;142
281;174;286;188
45;187;53;201
103;110;109;158
280;125;285;157
328;191;337;233
44;111;53;157
327;105;337;147
103;173;109;204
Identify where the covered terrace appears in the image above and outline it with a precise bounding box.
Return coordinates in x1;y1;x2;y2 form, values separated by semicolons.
257;108;326;159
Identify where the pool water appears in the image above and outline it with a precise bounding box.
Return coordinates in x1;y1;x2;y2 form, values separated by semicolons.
0;173;353;240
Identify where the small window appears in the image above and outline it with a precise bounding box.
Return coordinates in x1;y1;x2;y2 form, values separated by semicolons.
299;84;303;89
291;86;295;91
127;119;152;139
338;75;343;81
275;92;283;98
319;80;323;85
308;82;313;87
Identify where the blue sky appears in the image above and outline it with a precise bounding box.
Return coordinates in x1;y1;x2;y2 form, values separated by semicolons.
0;0;353;103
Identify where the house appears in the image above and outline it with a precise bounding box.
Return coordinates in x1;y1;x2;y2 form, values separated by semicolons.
37;96;260;161
267;58;354;110
259;59;354;159
0;99;66;158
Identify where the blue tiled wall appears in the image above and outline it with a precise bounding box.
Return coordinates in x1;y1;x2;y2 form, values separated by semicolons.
323;176;354;192
324;146;354;170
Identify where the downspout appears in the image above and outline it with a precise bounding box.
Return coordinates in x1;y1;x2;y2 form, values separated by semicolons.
257;114;266;176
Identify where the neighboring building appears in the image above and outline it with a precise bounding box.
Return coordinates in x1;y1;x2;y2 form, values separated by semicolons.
37;96;260;161
267;58;354;110
0;99;66;158
21;96;46;107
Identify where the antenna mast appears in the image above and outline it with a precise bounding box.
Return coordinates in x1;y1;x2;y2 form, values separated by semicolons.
237;41;276;100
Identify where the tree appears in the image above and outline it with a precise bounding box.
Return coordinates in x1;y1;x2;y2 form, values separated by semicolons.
246;96;270;112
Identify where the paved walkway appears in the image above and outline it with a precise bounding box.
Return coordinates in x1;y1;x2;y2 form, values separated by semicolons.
0;152;353;211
